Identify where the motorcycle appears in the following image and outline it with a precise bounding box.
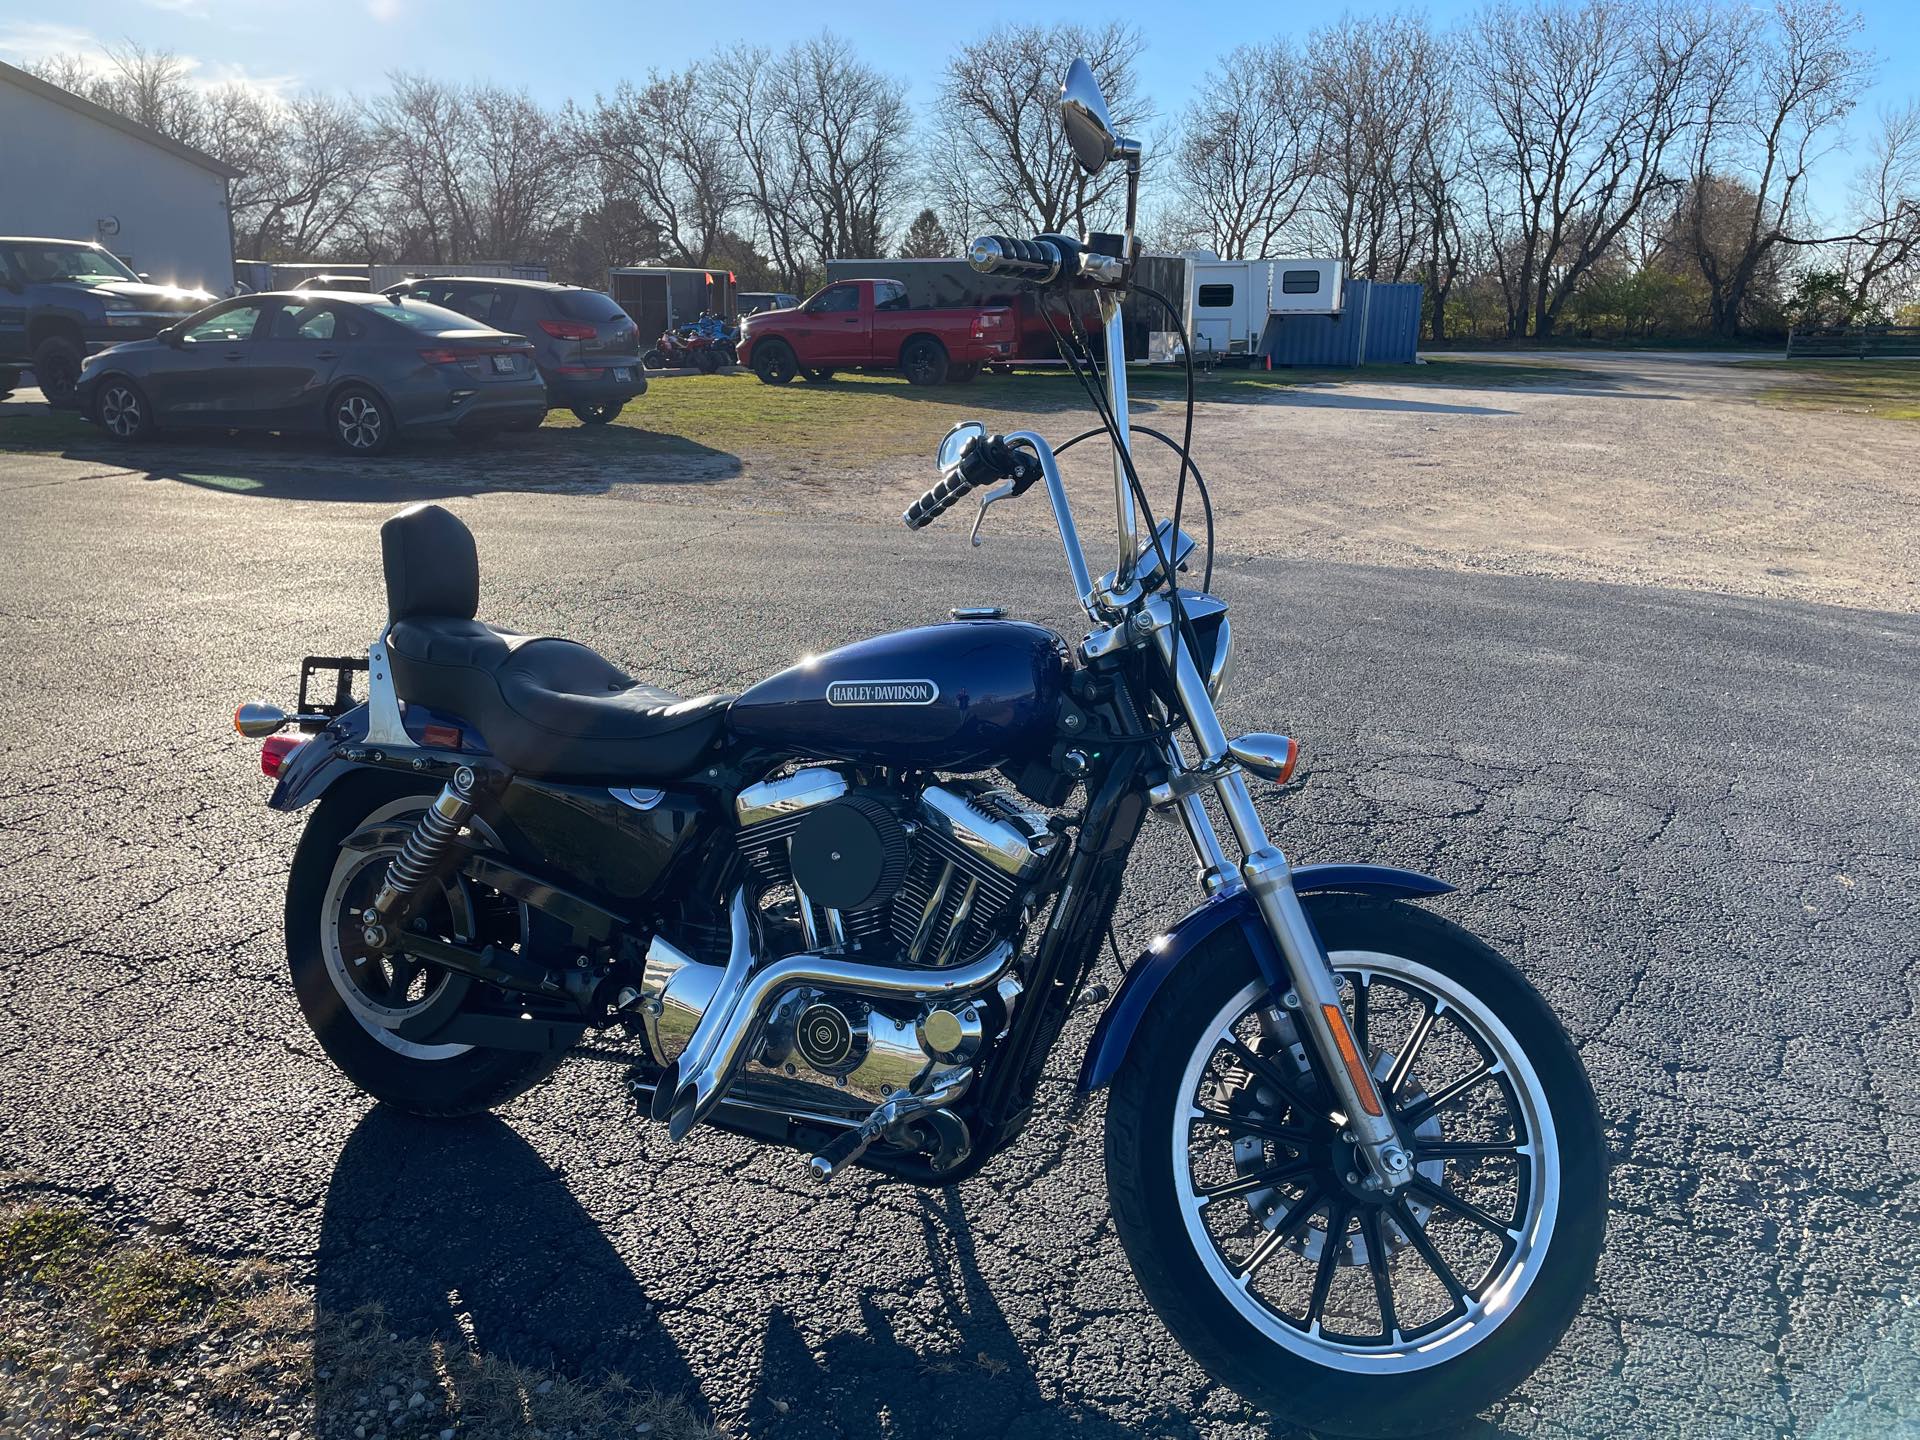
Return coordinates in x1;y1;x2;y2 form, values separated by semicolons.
642;315;736;373
236;59;1604;1439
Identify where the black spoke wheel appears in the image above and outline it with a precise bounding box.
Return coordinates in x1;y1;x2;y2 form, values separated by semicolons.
753;341;797;385
31;335;82;404
900;337;948;386
1104;895;1604;1438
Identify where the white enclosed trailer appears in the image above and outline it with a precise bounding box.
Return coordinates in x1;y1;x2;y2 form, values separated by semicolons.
1183;256;1344;360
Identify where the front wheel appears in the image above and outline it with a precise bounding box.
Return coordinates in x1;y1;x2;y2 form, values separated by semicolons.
900;337;948;386
753;340;798;386
1104;895;1605;1438
95;377;155;441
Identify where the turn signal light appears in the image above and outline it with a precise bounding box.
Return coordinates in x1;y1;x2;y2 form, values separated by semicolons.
233;701;288;738
1322;1003;1385;1117
1227;733;1299;784
261;734;305;778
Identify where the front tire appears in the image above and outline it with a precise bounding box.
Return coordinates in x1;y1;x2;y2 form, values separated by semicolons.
32;335;82;405
95;377;155;441
1105;895;1604;1438
753;340;798;386
286;777;571;1117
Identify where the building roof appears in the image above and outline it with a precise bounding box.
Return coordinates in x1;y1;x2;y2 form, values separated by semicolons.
0;58;244;181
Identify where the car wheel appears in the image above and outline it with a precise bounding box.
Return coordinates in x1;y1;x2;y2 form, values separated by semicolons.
31;336;83;405
901;337;949;387
95;377;155;442
570;403;621;425
801;368;836;383
754;341;798;386
330;385;395;456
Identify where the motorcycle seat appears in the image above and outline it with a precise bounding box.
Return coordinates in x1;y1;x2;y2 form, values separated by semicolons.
379;503;730;782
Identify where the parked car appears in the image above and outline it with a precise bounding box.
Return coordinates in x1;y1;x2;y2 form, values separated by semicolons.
291;273;373;293
385;277;645;424
737;279;1013;386
72;290;545;454
0;236;216;405
737;290;799;316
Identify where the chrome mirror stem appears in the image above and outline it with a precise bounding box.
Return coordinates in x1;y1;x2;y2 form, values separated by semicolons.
1003;431;1099;617
1101;294;1138;592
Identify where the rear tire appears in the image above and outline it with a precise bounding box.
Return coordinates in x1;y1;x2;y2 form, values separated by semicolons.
329;385;396;455
286;776;571;1117
754;340;799;386
31;335;82;405
569;403;620;425
94;376;155;441
1104;895;1605;1438
694;348;721;374
901;337;949;387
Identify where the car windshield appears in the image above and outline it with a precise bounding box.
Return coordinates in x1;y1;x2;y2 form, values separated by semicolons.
361;299;492;334
5;243;140;285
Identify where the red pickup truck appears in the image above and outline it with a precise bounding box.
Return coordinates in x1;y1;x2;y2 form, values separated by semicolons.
737;278;1014;386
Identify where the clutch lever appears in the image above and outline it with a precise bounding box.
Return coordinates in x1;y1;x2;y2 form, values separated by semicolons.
969;479;1018;547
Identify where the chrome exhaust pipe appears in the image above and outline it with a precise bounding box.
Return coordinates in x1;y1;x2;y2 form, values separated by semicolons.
648;888;753;1122
664;938;1018;1142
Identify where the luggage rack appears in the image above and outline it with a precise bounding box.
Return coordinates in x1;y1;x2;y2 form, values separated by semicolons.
296;655;369;729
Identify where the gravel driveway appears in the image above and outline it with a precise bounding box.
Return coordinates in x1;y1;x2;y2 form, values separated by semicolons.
0;351;1916;1439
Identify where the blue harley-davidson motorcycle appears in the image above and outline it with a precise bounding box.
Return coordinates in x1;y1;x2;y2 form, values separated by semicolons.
238;61;1604;1437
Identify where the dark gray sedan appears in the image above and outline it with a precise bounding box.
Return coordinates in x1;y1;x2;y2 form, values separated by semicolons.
72;291;546;455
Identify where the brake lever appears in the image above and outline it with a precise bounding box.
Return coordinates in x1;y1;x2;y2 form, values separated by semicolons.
970;480;1018;548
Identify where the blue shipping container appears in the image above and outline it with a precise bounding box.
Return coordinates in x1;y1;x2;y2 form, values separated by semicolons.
1255;279;1423;367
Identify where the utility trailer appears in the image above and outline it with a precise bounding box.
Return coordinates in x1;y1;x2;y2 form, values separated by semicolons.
822;254;1189;363
1184;257;1345;362
607;266;739;340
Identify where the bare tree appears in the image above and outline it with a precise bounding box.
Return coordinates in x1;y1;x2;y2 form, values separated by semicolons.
228;95;378;260
574;70;739;266
1169;42;1314;257
368;75;476;262
898;208;953;259
467;85;577;259
1410;36;1473;340
1841;101;1920;314
928;23;1151;237
1468;0;1716;338
1683;0;1873;335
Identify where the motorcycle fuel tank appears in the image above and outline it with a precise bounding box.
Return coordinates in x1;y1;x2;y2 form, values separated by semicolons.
728;621;1070;773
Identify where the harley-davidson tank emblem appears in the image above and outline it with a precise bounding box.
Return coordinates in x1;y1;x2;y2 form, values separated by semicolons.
825;679;939;706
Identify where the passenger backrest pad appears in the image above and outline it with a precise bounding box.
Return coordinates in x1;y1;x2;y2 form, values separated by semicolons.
382;502;479;621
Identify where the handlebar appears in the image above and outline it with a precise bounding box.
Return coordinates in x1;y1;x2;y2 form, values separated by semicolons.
967;235;1064;284
902;436;1038;531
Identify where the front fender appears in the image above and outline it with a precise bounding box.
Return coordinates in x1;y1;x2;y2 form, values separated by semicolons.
1075;863;1453;1094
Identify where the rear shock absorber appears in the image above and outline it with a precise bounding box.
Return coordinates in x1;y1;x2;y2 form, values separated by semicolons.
360;766;478;950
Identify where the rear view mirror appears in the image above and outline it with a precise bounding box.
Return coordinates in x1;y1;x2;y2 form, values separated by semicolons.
1059;58;1119;175
938;421;986;474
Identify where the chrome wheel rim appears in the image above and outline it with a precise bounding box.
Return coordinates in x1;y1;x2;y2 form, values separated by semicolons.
318;798;516;1059
1171;953;1560;1374
100;386;141;437
336;395;382;449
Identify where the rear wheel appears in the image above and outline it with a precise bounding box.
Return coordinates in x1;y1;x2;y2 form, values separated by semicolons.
286;779;571;1116
330;385;395;455
31;335;82;404
694;348;721;374
1104;896;1605;1438
570;403;621;425
901;337;949;387
641;348;668;370
95;377;155;441
754;340;798;386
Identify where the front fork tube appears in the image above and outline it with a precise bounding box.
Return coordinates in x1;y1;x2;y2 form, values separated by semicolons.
1151;631;1414;1191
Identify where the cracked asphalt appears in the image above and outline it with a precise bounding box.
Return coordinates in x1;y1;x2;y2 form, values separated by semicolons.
1;416;1917;1438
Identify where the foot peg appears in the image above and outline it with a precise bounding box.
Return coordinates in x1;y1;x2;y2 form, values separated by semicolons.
806;1070;971;1183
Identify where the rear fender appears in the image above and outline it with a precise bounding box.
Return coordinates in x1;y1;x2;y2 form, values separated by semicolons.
265;701;487;811
1075;863;1453;1094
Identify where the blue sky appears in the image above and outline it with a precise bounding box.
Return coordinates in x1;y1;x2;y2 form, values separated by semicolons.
4;0;1915;220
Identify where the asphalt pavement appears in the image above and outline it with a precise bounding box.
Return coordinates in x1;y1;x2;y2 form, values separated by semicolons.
0;447;1915;1439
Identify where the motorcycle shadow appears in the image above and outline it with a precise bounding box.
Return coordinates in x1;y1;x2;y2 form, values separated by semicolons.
742;1187;1213;1440
313;1107;708;1426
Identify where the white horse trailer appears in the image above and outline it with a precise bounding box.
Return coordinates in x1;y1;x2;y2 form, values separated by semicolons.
1183;257;1344;360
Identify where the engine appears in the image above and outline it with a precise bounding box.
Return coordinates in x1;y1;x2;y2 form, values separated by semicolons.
733;767;1059;967
634;767;1060;1125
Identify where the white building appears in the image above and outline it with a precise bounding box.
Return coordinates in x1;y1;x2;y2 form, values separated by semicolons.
0;59;239;293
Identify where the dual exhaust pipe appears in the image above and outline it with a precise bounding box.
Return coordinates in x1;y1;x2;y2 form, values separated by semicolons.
642;889;1016;1142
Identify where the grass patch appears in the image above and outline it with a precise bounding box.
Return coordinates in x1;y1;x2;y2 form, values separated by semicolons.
0;1198;719;1439
0;411;93;450
1741;358;1920;420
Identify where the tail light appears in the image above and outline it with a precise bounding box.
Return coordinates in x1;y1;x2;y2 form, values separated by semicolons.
539;319;597;341
260;734;305;778
972;313;1007;339
419;347;462;365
